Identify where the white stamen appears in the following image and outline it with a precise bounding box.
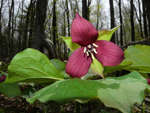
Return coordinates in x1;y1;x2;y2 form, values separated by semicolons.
91;53;95;60
88;50;91;52
84;47;86;53
86;52;89;56
88;45;91;48
93;48;97;54
93;43;98;47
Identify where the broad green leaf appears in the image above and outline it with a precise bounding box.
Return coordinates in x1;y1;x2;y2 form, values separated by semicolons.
104;60;133;74
50;59;66;71
98;71;146;113
6;48;64;83
50;59;70;79
90;58;104;79
60;36;80;51
123;45;150;73
97;25;120;41
27;71;148;113
0;83;21;98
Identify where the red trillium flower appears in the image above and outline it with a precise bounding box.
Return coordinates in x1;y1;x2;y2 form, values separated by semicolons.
65;12;125;78
147;79;150;85
0;74;6;82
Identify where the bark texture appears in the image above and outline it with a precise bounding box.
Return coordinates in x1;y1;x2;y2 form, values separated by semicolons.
32;0;56;59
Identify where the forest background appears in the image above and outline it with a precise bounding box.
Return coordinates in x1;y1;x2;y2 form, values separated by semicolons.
0;0;150;62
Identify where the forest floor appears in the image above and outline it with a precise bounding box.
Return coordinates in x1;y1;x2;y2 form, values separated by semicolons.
0;93;150;113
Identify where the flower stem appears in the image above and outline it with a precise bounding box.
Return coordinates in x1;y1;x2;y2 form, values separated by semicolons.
75;101;80;113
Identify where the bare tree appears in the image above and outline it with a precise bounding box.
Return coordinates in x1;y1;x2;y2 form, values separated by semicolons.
132;0;143;38
95;0;101;30
142;0;148;38
119;0;123;46
0;0;4;59
22;0;33;50
130;0;135;41
32;0;56;59
144;0;150;35
87;0;92;20
65;0;70;36
82;0;88;20
28;0;35;47
109;0;115;43
52;0;57;48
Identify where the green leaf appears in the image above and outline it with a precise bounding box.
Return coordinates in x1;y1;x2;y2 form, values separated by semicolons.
139;73;148;78
27;71;148;113
60;36;80;51
68;51;73;57
0;108;4;113
123;45;150;73
97;25;120;41
0;63;8;72
81;69;98;80
21;86;35;98
6;48;64;83
90;58;104;79
98;71;146;113
50;59;66;71
0;72;7;76
104;60;133;74
0;83;21;98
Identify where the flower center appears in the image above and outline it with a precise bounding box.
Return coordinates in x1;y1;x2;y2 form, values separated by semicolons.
84;43;98;59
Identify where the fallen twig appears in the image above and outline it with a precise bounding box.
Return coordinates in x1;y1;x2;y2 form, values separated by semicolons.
122;36;150;48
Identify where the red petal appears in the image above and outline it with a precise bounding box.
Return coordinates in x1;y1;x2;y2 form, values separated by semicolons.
65;47;92;78
0;74;6;82
95;40;125;66
71;12;98;46
147;79;150;85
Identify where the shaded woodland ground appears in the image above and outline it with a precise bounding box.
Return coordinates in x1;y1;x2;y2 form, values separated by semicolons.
0;94;150;113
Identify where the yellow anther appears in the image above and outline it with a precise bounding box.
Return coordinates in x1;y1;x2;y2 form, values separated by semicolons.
86;52;89;56
84;47;86;53
93;43;98;47
88;45;91;48
91;53;95;60
93;48;97;54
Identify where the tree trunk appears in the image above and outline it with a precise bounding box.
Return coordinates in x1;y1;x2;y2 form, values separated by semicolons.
32;0;56;59
144;0;150;35
52;0;57;48
0;0;3;60
130;0;135;41
109;0;115;43
65;0;70;36
96;0;100;30
18;0;25;52
82;0;88;20
7;0;14;58
119;0;123;46
63;12;67;60
142;0;148;38
87;0;92;20
22;0;32;50
28;0;35;48
138;0;143;38
11;0;14;53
